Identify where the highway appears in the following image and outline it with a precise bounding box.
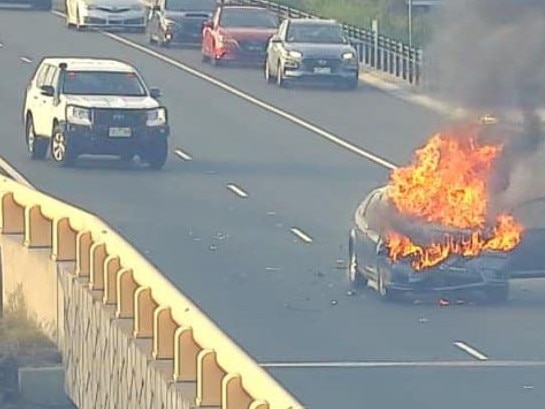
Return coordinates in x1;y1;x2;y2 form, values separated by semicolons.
1;7;545;409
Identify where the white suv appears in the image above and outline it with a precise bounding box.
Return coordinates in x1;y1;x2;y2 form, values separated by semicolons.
22;57;170;169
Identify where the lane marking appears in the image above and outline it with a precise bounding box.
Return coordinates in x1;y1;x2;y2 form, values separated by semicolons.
20;56;33;63
226;183;249;198
290;227;313;243
50;10;397;171
260;360;545;368
453;341;489;361
173;148;193;161
0;157;35;189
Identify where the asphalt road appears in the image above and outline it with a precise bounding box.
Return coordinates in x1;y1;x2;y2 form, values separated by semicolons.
1;8;545;409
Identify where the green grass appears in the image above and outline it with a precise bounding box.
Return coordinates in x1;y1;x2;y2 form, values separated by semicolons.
0;285;52;350
273;0;433;47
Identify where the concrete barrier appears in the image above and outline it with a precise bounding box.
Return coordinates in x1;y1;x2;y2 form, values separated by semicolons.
0;176;304;409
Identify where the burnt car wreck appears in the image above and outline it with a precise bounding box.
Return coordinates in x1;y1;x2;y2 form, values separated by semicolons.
347;115;545;303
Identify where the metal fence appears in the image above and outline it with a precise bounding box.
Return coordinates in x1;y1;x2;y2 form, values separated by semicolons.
235;0;424;85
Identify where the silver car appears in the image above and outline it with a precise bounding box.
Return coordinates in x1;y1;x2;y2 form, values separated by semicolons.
264;18;360;90
65;0;147;32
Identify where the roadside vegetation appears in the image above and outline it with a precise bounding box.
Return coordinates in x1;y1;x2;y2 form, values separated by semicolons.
273;0;435;47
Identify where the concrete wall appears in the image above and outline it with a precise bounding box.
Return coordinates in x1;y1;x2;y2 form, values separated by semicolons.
0;177;304;409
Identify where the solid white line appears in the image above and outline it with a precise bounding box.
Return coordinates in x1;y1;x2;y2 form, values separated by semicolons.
51;10;398;172
0;157;35;189
453;341;489;361
20;56;33;63
226;183;249;198
290;227;313;243
260;360;545;368
174;148;193;161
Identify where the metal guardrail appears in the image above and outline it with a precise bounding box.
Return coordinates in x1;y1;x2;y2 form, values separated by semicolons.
235;0;423;85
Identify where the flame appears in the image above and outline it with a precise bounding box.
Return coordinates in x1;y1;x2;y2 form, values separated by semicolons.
385;124;523;270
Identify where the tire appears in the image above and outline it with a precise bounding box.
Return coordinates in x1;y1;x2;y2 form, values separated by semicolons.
144;139;168;170
264;59;274;84
25;116;48;160
50;125;77;167
343;76;359;90
347;232;367;289
201;52;210;63
484;285;509;304
119;152;135;163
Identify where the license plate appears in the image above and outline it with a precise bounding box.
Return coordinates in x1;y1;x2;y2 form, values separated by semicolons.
108;127;131;138
314;67;331;74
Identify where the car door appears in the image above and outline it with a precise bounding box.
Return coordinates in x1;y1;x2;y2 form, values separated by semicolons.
359;191;383;282
31;63;56;137
147;0;162;39
23;62;47;125
267;20;286;74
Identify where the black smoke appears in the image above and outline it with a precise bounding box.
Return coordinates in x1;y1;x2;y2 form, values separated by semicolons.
424;0;545;216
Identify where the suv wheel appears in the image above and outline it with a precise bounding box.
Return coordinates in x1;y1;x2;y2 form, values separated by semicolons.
26;117;48;160
347;232;367;289
51;125;76;167
144;139;168;170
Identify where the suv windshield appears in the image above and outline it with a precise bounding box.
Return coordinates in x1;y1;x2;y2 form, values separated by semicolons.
220;8;279;28
62;71;147;96
164;0;216;12
287;23;347;44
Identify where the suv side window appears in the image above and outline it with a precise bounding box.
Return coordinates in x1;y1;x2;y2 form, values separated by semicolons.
44;66;59;90
34;64;50;87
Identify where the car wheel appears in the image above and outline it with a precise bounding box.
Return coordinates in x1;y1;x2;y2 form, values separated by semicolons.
484;284;509;304
51;125;77;167
344;76;359;90
144;139;168;170
26;117;48;160
347;232;367;289
264;60;274;84
201;52;210;63
119;152;135;163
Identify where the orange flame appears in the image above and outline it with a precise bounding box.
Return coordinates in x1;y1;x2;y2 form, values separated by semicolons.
385;124;523;270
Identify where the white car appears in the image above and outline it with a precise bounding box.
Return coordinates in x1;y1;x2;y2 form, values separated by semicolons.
65;0;147;32
22;57;170;169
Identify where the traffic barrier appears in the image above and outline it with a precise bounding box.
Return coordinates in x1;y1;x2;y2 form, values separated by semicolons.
0;176;304;409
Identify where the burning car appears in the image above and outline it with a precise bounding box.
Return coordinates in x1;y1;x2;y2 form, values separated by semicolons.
347;122;545;302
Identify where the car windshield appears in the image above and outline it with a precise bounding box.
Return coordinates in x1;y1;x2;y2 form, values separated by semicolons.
287;23;347;44
220;9;279;28
164;0;216;12
62;71;147;96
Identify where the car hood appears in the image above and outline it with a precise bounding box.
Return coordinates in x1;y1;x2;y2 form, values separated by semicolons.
164;10;212;21
219;27;277;41
285;43;355;58
86;0;142;9
64;95;159;109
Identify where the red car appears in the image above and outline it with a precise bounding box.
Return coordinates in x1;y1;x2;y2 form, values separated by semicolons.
201;5;280;66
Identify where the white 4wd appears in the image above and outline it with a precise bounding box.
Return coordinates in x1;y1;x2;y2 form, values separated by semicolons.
23;57;170;169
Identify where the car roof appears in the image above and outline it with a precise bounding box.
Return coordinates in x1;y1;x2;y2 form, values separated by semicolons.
40;57;136;72
287;18;339;25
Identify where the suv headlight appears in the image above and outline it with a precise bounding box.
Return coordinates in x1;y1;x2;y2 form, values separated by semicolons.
66;106;92;126
342;51;356;60
147;107;167;127
287;50;303;59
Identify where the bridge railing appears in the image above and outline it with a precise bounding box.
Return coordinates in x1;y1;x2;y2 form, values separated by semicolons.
235;0;423;85
0;176;304;409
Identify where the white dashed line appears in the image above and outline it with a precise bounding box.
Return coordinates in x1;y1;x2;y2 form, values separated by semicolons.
226;183;249;198
0;157;35;189
260;360;544;368
290;227;313;243
173;148;193;161
20;56;33;63
453;341;489;361
52;10;398;171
